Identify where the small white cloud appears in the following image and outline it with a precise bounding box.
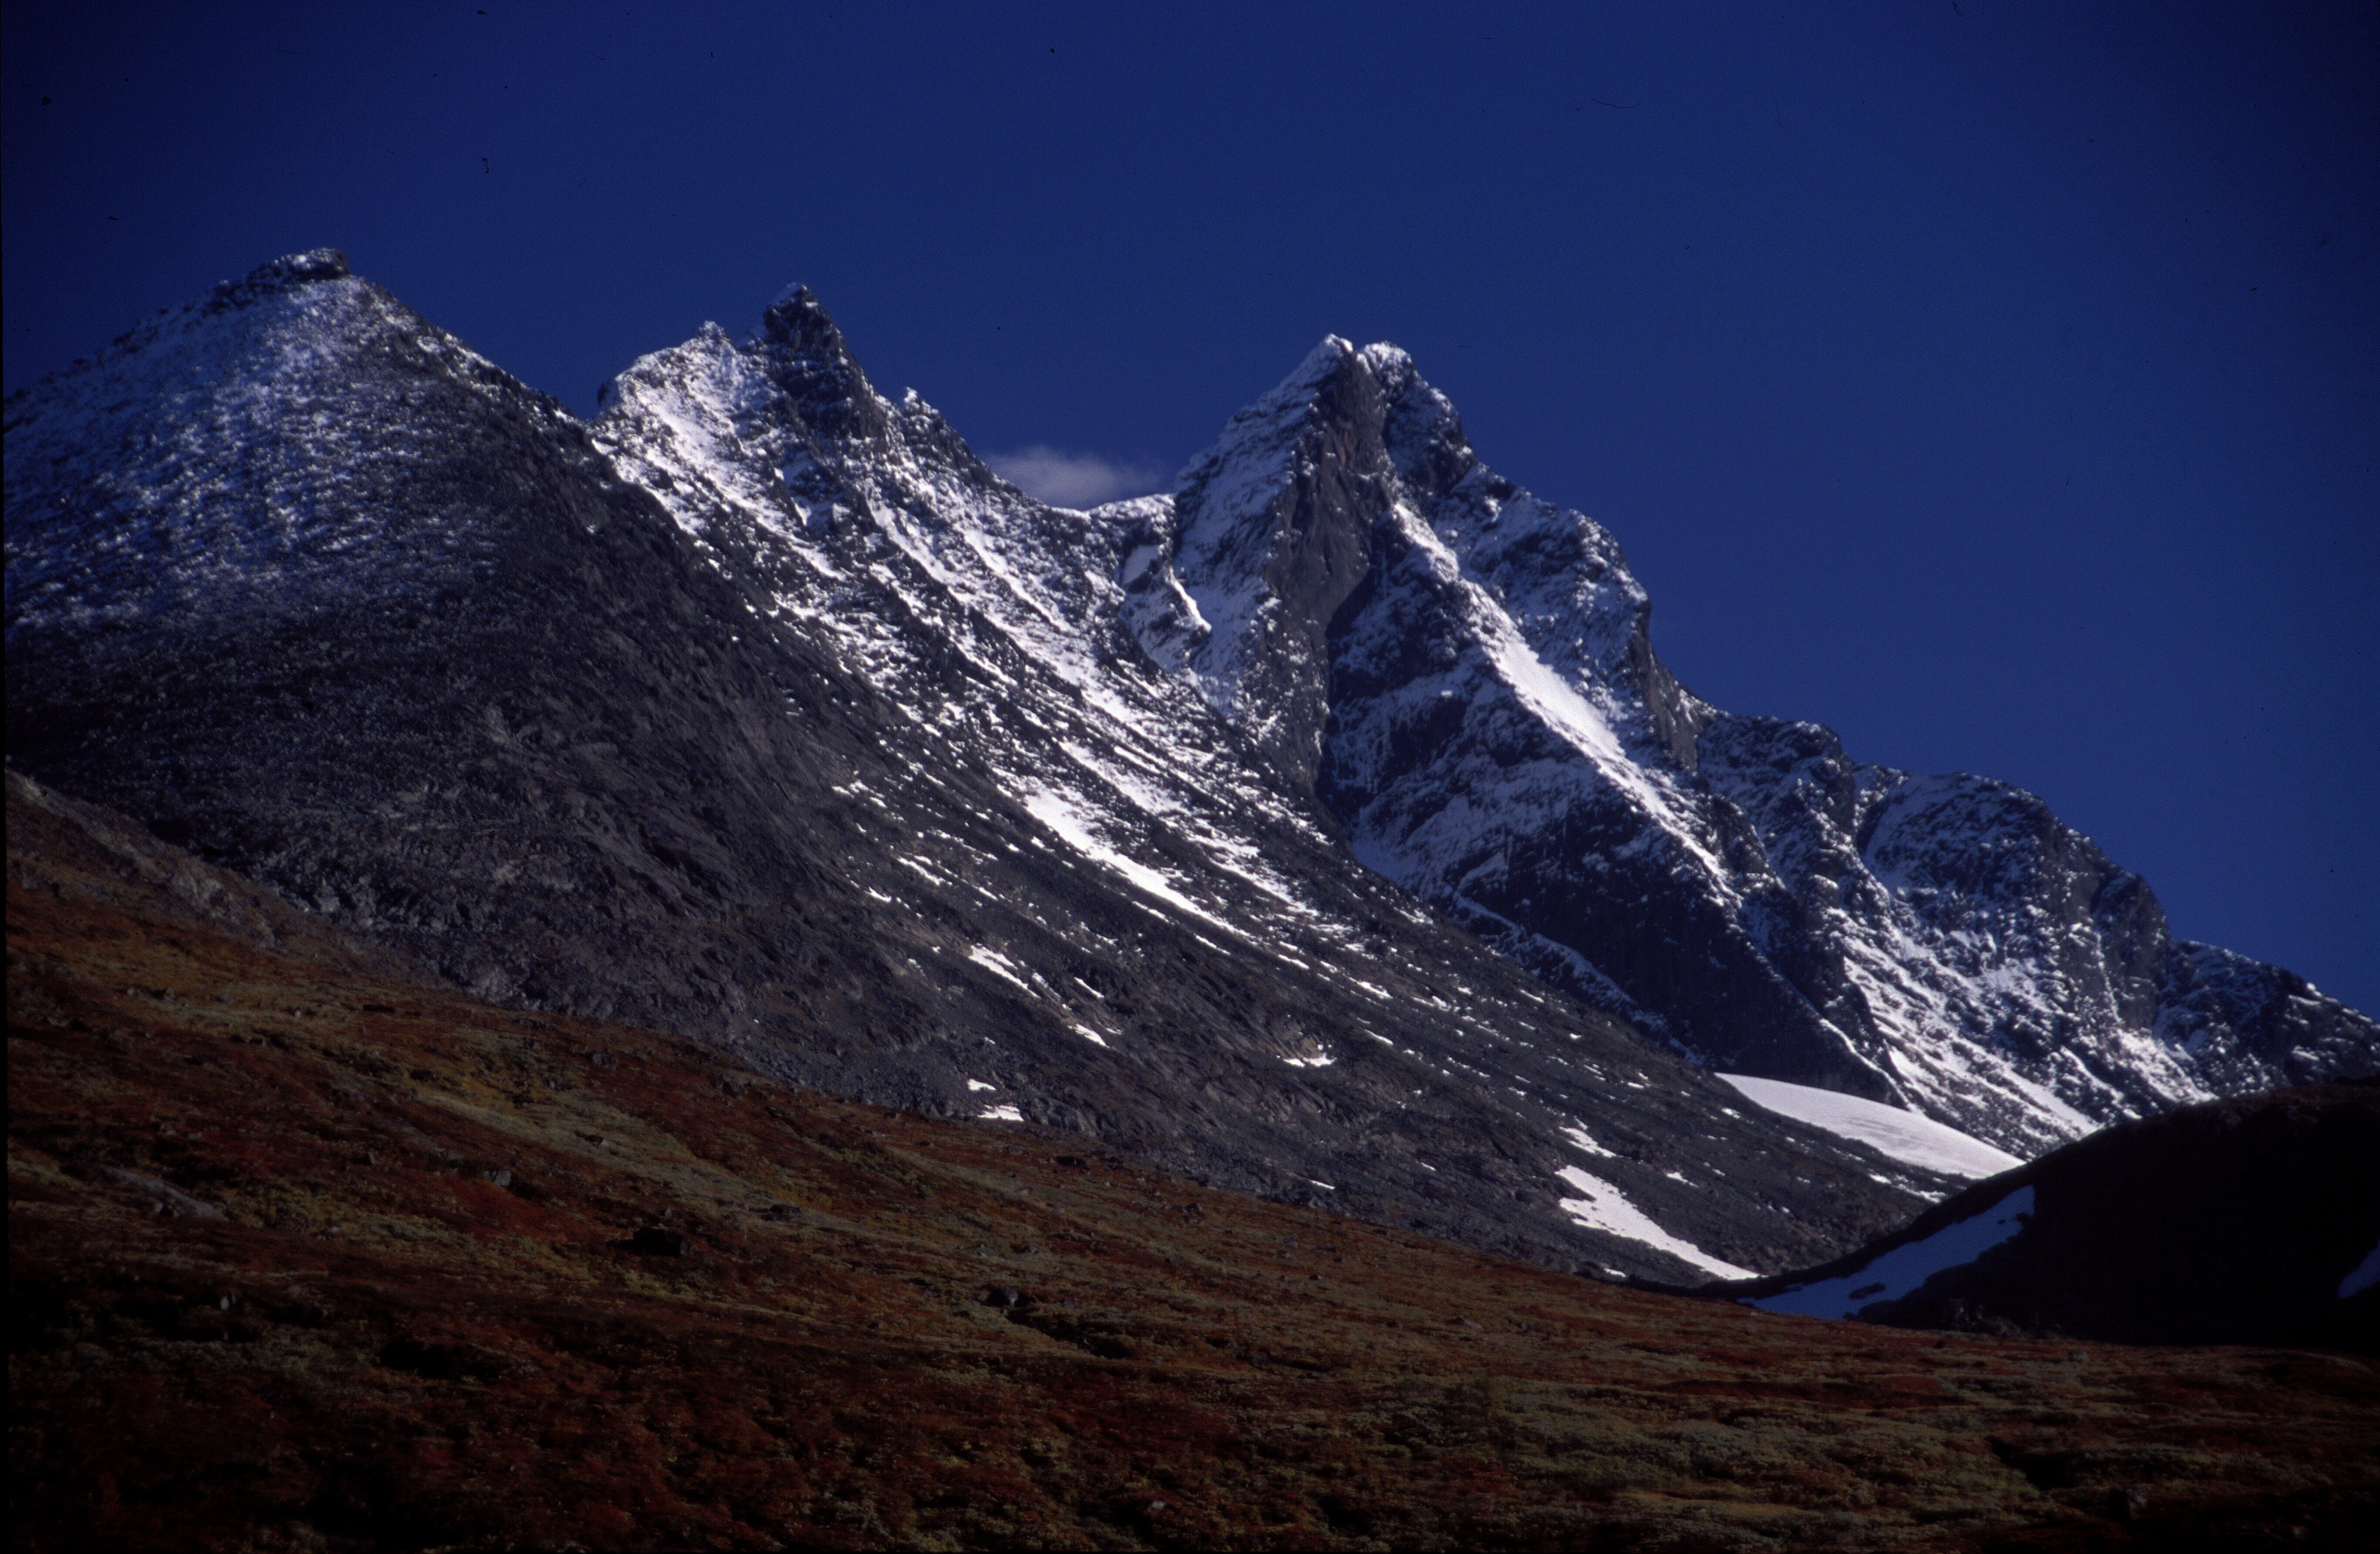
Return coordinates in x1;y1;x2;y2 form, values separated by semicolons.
983;445;1169;508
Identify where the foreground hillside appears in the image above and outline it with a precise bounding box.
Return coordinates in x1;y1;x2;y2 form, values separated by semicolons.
10;777;2377;1551
1726;1083;2378;1351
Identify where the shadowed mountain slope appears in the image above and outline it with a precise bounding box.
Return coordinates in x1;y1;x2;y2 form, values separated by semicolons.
1722;1082;2380;1351
10;771;2378;1551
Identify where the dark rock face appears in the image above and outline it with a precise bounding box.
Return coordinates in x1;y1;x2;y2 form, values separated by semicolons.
1145;341;1393;792
5;256;1943;1283
1318;530;1883;1102
1726;1081;2380;1351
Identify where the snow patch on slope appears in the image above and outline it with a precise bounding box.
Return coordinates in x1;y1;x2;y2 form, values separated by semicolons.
1014;785;1240;937
1554;1165;1755;1280
1717;1074;2024;1180
968;946;1035;996
1749;1185;2035;1320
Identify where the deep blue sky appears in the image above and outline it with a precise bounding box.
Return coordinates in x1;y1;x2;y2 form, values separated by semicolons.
7;2;2375;1015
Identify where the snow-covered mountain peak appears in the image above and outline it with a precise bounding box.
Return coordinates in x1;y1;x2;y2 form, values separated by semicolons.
250;245;349;280
8;259;2370;1285
1362;345;1473;488
1118;334;1395;789
1107;330;2374;1154
4;250;559;652
1182;333;1365;445
756;280;840;349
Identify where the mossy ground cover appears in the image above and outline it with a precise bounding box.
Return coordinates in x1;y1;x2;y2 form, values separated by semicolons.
10;824;2376;1551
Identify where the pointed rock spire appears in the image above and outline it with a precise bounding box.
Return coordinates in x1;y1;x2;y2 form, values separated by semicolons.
752;284;890;447
1137;337;1399;793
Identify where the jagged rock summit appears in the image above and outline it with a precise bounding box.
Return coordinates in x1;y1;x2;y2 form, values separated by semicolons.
6;253;2372;1282
1096;333;2374;1155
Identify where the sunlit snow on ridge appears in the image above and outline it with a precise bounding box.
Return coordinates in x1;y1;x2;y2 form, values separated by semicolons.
1014;783;1242;937
1560;1122;1617;1159
966;945;1035;995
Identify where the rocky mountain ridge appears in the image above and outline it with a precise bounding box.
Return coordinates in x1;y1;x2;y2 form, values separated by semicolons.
6;251;2371;1279
6;254;1936;1283
1094;335;2374;1155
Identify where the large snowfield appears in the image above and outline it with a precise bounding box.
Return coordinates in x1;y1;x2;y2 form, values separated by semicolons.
1717;1074;2024;1181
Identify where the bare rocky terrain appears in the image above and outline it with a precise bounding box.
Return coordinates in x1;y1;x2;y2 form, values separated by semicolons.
10;774;2377;1551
